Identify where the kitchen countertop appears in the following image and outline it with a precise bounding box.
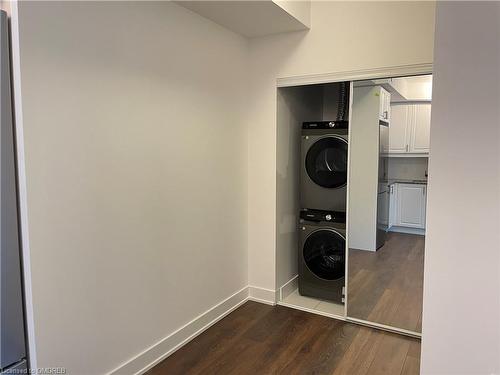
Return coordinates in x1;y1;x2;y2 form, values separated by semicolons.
382;179;428;185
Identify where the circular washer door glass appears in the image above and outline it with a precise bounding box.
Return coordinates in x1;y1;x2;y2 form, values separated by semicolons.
305;136;348;188
303;229;345;280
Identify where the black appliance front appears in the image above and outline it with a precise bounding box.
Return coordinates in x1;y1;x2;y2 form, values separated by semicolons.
305;136;348;189
298;222;346;304
300;129;349;212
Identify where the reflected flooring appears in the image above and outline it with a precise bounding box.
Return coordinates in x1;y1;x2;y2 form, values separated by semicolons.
281;289;345;316
348;232;424;332
146;301;420;375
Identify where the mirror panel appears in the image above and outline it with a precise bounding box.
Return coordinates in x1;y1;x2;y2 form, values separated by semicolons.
346;75;431;333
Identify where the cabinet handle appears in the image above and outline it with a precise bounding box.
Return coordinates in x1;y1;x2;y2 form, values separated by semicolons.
406;144;409;152
384;111;388;119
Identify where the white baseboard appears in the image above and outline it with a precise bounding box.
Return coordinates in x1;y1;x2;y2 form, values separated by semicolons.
107;286;250;375
107;285;277;375
388;226;425;236
248;285;277;305
279;276;298;301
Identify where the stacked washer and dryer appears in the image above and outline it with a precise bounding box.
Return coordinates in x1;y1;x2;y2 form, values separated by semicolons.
298;82;350;304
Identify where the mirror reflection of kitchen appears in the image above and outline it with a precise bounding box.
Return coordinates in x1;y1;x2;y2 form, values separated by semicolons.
347;74;431;333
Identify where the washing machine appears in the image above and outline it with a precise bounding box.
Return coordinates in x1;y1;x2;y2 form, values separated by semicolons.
298;209;346;303
300;121;348;212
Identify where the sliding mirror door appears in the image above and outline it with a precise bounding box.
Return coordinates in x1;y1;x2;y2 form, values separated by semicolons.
346;75;431;334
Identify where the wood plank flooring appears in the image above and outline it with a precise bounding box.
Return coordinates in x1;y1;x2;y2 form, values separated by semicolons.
146;301;420;375
347;232;425;332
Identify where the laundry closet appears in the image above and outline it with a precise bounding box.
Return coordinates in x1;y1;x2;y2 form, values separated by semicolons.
276;81;351;317
276;74;432;337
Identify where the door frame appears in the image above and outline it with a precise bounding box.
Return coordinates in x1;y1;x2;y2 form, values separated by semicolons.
275;62;433;339
277;63;433;88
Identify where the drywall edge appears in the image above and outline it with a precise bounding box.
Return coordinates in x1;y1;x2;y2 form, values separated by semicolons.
7;0;37;370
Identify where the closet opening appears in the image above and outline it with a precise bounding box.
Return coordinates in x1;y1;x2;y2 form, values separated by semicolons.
275;73;432;337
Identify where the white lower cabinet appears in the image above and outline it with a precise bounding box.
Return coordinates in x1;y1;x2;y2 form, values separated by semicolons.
389;183;427;230
388;183;397;228
378;190;389;226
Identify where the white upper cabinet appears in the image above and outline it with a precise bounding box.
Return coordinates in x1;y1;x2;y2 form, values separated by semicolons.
388;104;410;153
410;103;431;153
388;102;431;155
379;87;391;122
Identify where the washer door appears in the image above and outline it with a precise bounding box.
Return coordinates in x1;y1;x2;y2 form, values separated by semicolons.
303;229;345;281
305;136;348;188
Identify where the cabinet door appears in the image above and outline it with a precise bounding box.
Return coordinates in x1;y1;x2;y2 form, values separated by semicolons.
384;89;391;122
409;103;431;153
397;184;426;228
380;122;390;153
379;88;391;122
388;104;410;153
378;88;385;121
388;183;397;228
378;191;389;227
422;186;427;228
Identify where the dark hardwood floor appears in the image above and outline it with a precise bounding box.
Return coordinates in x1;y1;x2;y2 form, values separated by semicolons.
146;301;420;375
347;232;425;332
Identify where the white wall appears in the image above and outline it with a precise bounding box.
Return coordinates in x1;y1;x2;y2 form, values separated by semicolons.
272;0;311;28
16;2;248;374
247;1;436;291
348;86;381;252
402;76;433;101
387;157;428;181
392;75;433;101
276;85;323;288
421;2;500;374
0;1;10;14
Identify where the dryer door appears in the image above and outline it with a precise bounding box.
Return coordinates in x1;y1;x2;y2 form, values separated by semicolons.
305;136;348;188
303;229;345;281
